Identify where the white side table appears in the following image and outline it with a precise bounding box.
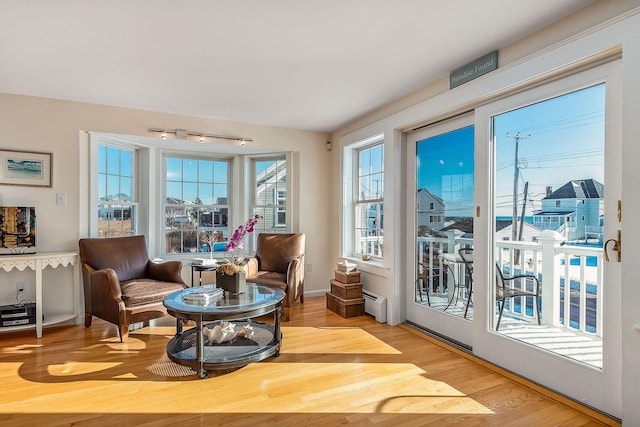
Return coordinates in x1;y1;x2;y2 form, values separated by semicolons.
0;251;80;337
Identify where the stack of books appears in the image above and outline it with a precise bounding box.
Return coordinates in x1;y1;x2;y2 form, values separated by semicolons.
182;285;224;305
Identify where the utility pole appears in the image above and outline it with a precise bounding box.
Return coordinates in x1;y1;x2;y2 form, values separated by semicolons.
506;132;532;242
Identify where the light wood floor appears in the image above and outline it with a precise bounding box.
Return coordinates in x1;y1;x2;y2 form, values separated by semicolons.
0;296;618;426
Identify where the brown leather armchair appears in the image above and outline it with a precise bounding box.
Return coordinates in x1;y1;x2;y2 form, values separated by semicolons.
244;233;305;321
79;235;187;342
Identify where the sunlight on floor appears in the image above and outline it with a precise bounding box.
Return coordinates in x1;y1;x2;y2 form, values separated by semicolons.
0;324;492;416
280;327;401;354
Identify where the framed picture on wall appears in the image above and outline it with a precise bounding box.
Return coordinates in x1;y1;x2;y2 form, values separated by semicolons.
0;149;52;187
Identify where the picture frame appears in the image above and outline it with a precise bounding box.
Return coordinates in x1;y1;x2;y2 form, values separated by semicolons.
0;149;52;187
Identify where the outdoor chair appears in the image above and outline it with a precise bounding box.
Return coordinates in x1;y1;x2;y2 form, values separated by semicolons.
416;261;440;305
79;235;187;342
495;262;541;330
458;247;474;319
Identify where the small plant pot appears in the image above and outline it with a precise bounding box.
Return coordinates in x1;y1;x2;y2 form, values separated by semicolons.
215;270;247;294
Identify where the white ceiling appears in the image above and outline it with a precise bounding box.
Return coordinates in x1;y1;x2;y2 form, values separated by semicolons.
0;0;593;133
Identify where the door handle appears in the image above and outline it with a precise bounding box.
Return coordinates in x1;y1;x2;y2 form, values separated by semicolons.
604;230;621;263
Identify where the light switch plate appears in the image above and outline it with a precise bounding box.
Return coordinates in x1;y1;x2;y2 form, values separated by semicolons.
56;193;67;205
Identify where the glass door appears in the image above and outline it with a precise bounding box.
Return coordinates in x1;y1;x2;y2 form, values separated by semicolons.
474;61;621;417
406;114;475;346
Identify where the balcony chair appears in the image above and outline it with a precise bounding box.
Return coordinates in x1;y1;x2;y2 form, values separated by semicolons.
416;260;451;306
495;262;541;330
458;247;474;319
244;233;305;321
79;235;187;342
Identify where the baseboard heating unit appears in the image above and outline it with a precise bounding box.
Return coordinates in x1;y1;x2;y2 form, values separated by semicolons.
362;290;387;323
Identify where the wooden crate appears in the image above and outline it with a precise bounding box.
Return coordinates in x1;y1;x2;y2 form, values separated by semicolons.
334;270;361;284
330;279;363;300
326;292;365;318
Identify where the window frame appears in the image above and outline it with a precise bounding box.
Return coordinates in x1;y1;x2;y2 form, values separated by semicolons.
353;138;385;259
90;137;140;238
162;153;232;256
249;155;291;249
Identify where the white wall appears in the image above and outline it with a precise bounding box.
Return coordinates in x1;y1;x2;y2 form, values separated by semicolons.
0;95;334;308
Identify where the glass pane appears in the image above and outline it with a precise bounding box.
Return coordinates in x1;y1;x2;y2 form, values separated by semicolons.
214;161;228;183
213;183;227;203
359;149;370;176
491;84;605;368
120;177;132;200
106;174;119;200
98;174;106;200
371;144;383;174
98;145;107;174
197;183;213;205
198;160;213;183
166;157;183;181
106;147;120;175
183;159;197;182
276;160;286;183
166;181;182;201
372;172;383;199
359;174;371;200
121;150;133;177
415;125;474;317
183;182;197;204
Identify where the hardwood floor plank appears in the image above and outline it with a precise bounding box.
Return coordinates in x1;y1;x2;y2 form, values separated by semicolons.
0;296;618;426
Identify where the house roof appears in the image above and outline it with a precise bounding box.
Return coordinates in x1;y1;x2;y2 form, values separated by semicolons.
534;211;574;216
544;179;604;200
417;188;445;206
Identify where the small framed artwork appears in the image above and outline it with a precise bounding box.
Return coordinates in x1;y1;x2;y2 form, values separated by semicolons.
0;149;52;187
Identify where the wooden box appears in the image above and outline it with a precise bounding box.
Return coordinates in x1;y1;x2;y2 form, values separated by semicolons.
326;292;365;318
330;279;363;300
334;270;361;284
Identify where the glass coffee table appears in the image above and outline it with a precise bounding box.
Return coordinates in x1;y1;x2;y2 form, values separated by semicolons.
163;284;285;379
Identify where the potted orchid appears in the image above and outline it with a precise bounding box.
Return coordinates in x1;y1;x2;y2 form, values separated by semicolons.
215;214;261;293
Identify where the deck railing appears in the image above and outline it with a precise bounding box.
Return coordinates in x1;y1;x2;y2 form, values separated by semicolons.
417;229;603;337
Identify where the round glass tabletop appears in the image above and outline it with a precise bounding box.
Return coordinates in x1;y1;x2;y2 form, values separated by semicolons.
164;284;285;314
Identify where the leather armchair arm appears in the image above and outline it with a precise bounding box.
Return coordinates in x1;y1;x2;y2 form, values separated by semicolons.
244;257;259;277
285;254;304;300
147;260;186;286
90;268;124;302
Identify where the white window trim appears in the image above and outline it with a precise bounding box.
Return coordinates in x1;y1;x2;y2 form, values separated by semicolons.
87;133;144;238
161;152;233;257
342;133;384;260
245;152;298;246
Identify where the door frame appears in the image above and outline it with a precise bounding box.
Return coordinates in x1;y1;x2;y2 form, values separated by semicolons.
405;113;475;347
473;60;622;417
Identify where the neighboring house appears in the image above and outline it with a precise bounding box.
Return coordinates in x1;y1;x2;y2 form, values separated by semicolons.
495;220;540;243
532;179;604;242
97;193;132;220
417;188;445;232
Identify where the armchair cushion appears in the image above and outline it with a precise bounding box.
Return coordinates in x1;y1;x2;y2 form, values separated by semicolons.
120;278;185;306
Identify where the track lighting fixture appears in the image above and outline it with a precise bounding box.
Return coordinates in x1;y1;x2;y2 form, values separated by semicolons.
149;128;253;146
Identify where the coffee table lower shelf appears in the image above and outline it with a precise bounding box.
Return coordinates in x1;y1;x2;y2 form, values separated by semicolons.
166;320;280;377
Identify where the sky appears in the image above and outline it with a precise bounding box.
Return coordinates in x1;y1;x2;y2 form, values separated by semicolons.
416;83;605;218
